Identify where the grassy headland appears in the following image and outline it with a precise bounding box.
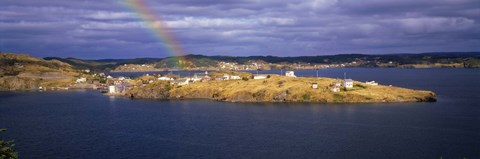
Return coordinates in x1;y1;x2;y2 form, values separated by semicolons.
0;53;83;90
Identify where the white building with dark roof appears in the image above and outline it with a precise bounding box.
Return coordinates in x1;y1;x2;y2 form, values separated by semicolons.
344;79;353;89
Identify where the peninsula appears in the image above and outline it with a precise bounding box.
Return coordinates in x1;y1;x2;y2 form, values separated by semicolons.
126;72;436;103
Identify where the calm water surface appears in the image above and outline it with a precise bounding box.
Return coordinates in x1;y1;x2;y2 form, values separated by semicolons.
1;68;479;158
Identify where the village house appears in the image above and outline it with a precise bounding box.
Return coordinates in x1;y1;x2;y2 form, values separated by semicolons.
334;82;342;87
158;77;174;81
344;79;353;89
230;75;241;80
114;80;123;85
108;83;129;94
329;81;342;92
365;81;378;85
331;86;341;92
223;74;230;80
312;83;318;89
116;84;129;93
76;77;87;83
175;78;191;85
108;85;116;94
193;72;210;82
285;71;296;77
253;74;268;80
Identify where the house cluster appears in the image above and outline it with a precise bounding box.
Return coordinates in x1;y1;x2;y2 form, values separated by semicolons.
217;61;271;70
115;64;157;71
107;76;132;94
219;62;239;70
104;71;249;93
168;71;243;86
312;78;354;93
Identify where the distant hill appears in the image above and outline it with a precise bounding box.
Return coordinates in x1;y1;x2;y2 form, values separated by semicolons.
43;57;164;72
43;52;480;72
204;52;480;64
153;55;218;69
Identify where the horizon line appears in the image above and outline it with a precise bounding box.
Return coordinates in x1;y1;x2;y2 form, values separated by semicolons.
2;51;479;60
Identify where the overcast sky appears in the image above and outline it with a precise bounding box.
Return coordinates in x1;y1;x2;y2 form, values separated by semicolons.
1;0;479;59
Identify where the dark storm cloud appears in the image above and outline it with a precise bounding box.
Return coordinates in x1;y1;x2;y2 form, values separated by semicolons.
0;0;479;58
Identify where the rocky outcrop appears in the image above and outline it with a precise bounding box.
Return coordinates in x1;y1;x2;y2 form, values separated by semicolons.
0;76;39;90
127;81;172;99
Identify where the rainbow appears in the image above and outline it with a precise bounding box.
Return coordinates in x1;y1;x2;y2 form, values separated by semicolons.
126;0;186;68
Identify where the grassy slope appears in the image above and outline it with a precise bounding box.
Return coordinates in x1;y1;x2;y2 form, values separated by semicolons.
0;53;81;90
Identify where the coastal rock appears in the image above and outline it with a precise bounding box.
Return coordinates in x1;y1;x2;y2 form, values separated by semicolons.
127;81;171;99
272;90;288;102
0;76;39;90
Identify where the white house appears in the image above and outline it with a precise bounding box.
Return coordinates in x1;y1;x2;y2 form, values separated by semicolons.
76;77;87;83
176;78;191;85
331;87;340;92
365;81;378;85
230;75;241;80
330;82;342;92
223;74;230;80
108;85;116;94
192;73;210;82
333;82;342;87
344;79;353;88
192;77;201;82
158;77;174;81
285;71;296;77
253;74;268;80
312;83;318;89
